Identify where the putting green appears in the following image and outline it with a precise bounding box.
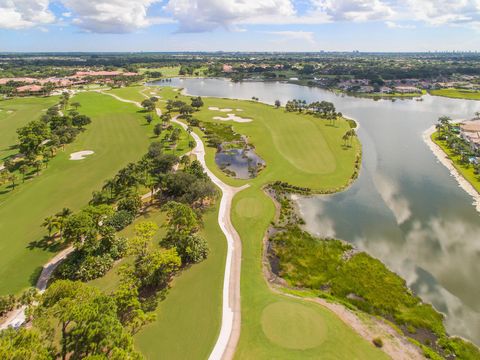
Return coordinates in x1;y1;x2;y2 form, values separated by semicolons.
235;196;264;218
261;301;327;350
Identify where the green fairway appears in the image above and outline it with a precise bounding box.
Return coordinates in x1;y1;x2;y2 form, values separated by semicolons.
106;86;149;103
430;88;480;100
0;92;156;295
149;86;384;358
133;203;225;359
0;96;58;161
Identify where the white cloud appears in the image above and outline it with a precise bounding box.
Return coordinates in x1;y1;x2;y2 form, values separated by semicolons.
373;173;412;225
385;20;415;29
0;0;55;29
165;0;296;32
311;0;394;22
267;30;316;44
406;0;480;28
61;0;162;33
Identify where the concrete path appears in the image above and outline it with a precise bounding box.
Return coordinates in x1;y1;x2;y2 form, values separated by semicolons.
0;245;74;330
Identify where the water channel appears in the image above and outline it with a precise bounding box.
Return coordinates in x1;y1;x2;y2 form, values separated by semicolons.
151;77;480;345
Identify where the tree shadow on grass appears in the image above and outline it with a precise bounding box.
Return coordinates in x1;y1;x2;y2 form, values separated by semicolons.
29;266;43;287
27;236;68;253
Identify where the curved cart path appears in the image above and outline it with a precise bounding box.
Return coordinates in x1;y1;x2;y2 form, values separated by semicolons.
101;90;245;360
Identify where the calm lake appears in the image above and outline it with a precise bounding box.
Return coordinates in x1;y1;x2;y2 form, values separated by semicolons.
151;78;480;345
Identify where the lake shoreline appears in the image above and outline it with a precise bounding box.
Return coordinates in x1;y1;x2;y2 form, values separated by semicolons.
423;125;480;213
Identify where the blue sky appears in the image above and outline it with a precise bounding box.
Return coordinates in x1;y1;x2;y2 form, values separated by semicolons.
1;0;480;52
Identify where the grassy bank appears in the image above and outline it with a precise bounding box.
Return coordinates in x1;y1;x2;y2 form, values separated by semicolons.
0;92;155;294
431;131;480;193
430;88;480;101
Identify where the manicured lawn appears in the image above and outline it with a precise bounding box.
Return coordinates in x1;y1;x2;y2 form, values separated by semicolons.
133;203;225;359
150;85;385;358
106;86;148;103
430;88;480;100
0;96;59;161
432;131;480;193
90;193;225;360
139;66;208;78
0;92;158;295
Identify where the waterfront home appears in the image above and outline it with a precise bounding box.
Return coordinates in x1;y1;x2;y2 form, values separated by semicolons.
460;119;480;151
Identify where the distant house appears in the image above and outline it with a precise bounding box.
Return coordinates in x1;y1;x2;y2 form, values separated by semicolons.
222;64;233;73
15;85;44;96
394;86;422;94
0;77;36;85
459;119;480;151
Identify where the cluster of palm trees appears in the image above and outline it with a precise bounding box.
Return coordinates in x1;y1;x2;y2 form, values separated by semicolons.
285;99;341;124
436;115;480;172
41;208;72;240
342;129;357;147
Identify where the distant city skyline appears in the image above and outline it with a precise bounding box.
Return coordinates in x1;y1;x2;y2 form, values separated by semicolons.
1;0;480;52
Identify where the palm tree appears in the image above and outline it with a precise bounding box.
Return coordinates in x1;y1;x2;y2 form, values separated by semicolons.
102;179;117;200
42;216;60;238
19;164;28;183
71;102;81;110
342;133;349;147
55;208;72;241
8;173;17;190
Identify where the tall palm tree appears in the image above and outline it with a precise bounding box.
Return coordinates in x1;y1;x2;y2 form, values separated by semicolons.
42;216;60;238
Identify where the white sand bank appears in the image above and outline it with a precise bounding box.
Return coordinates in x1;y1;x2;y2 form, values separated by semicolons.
423;126;480;212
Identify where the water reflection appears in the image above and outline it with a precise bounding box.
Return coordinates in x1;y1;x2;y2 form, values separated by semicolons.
150;78;480;344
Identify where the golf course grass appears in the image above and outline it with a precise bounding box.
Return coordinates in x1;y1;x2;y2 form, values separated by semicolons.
0;96;59;161
0;91;184;295
430;88;480;100
149;85;385;358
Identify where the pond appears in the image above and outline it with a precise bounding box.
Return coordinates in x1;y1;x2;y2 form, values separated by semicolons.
215;145;265;179
149;78;480;345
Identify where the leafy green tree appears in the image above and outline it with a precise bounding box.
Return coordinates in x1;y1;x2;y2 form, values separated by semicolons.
141;99;155;112
144;114;153;125
190;96;204;109
153;123;162;137
34;280;141;360
0;327;53;360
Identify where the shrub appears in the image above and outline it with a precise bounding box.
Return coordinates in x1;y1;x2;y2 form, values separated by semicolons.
373;337;383;348
0;295;16;316
105;210;135;231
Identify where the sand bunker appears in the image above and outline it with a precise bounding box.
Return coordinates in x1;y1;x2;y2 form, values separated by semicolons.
236;109;243;112
213;113;252;123
208;106;235;112
70;150;94;160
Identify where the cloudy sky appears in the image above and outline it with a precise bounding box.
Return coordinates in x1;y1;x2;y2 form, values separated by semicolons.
1;0;480;52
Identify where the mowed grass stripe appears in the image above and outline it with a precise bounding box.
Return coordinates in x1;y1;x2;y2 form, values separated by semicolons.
0;96;59;160
0;92;152;295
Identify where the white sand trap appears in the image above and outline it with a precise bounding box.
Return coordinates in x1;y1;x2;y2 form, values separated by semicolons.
208;106;234;112
0;164;5;171
70;150;94;160
213;113;252;123
236;108;243;112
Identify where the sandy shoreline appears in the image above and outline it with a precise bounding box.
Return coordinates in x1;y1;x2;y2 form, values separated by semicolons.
423;125;480;213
